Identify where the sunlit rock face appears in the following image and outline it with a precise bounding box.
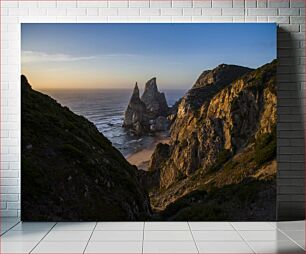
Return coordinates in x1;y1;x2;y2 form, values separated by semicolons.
156;61;276;189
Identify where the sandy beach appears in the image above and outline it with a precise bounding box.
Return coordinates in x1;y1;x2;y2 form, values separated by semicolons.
126;134;170;170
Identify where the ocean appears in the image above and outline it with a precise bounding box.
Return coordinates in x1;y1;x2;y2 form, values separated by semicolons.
43;89;186;157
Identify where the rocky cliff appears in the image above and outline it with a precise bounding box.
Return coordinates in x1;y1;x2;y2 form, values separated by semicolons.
179;64;253;112
161;64;255;188
21;75;151;221
123;78;170;135
146;60;277;220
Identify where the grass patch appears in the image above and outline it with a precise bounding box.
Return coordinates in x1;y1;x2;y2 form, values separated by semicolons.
208;149;232;173
255;126;276;166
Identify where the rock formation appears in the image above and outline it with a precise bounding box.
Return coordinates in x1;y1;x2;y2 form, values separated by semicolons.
123;82;147;135
123;78;170;135
155;64;255;188
145;60;277;220
21;75;151;221
141;78;169;118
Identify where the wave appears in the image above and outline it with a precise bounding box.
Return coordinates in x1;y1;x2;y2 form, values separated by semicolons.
45;89;184;155
126;138;143;144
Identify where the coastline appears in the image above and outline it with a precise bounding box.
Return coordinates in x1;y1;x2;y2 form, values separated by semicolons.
126;133;170;170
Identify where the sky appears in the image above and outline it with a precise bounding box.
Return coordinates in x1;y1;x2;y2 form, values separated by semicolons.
21;23;276;90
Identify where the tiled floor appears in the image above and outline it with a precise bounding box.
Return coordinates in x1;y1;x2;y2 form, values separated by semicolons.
0;219;304;253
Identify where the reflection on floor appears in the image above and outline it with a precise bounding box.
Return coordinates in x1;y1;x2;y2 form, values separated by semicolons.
0;219;304;253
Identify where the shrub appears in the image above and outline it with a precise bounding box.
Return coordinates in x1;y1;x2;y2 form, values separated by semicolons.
223;160;239;172
255;127;276;166
217;149;232;164
208;149;232;173
61;144;84;158
171;203;226;221
161;189;208;218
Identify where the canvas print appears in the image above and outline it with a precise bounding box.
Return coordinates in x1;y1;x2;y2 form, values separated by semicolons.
21;23;277;221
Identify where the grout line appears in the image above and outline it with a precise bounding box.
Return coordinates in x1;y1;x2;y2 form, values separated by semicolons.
276;227;305;251
87;229;148;231
187;221;200;254
268;221;277;229
29;222;57;254
138;229;191;231
83;222;97;254
230;222;256;254
141;221;145;254
0;220;20;236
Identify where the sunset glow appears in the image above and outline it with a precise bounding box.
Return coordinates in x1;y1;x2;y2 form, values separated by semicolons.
22;23;276;90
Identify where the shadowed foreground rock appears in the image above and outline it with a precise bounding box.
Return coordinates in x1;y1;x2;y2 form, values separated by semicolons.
21;75;151;221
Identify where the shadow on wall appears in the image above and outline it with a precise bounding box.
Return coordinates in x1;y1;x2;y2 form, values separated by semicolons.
276;27;305;221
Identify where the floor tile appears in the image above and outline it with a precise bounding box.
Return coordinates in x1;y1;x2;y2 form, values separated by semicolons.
232;222;276;231
1;221;304;254
1;222;21;234
85;241;142;253
276;221;305;231
1;225;16;235
282;230;305;249
296;241;305;250
1;241;37;253
145;221;189;231
1;230;47;242
143;241;198;253
192;230;243;241
239;230;291;241
282;230;305;241
197;241;253;253
90;230;143;241
249;240;304;253
32;241;87;253
11;222;55;231
144;230;193;241
52;222;96;231
189;222;234;231
95;222;144;231
42;230;92;242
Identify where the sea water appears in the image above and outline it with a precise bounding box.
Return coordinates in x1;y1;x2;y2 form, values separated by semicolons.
43;89;185;157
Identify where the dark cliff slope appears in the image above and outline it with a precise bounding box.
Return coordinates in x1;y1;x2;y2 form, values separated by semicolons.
146;60;277;221
21;75;151;221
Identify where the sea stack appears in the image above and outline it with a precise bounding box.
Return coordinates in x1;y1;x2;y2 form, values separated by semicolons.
123;82;147;135
141;78;169;118
123;78;170;135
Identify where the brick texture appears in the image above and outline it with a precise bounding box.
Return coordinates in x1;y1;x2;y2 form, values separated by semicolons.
0;0;305;220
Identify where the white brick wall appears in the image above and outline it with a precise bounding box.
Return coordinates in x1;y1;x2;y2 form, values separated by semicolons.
0;0;305;219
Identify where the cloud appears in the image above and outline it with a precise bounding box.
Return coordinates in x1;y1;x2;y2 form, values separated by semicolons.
21;51;140;64
21;51;98;64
